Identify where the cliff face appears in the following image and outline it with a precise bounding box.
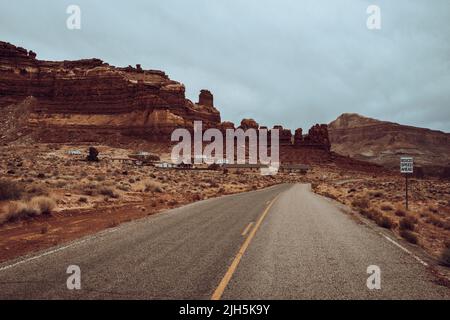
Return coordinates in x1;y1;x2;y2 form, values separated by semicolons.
0;41;220;143
329;113;450;176
0;40;333;157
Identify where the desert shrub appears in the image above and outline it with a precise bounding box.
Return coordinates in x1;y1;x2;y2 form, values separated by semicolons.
0;179;22;201
116;183;131;192
36;173;46;179
80;171;88;178
86;147;99;162
400;230;418;244
426;215;446;229
144;180;163;193
399;216;416;231
78;196;88;203
380;203;393;211
376;215;394;229
361;208;382;221
30;196;56;215
82;182;99;196
99;187;119;199
26;183;48;197
210;181;219;188
368;190;384;198
53;180;68;188
394;209;407;217
351;197;369;210
95;175;106;182
3;201;40;223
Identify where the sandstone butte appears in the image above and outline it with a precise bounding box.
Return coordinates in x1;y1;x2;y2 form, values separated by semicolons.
0;40;331;152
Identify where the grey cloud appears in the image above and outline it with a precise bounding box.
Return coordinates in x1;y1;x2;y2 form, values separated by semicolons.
0;0;449;132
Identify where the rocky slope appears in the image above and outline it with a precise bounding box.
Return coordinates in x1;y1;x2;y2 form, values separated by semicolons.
0;41;220;144
329;113;450;177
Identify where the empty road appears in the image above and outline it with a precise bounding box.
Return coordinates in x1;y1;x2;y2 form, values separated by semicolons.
0;183;448;299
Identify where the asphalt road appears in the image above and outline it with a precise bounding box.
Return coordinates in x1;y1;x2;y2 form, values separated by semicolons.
0;183;448;299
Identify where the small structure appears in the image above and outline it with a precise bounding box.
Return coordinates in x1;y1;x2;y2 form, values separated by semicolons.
111;157;142;165
215;159;230;165
155;162;177;169
129;151;160;164
177;162;193;169
279;164;310;174
222;163;269;172
67;150;82;156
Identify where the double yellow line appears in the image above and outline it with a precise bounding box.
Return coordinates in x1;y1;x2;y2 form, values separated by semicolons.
211;194;280;300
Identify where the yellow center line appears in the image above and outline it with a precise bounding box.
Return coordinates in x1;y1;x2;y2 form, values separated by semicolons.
211;194;281;300
241;222;254;236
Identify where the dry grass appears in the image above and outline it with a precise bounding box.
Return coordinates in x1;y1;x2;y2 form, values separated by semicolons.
30;196;56;215
380;203;393;211
394;208;407;217
25;182;48;197
78;196;88;203
2;201;39;224
376;215;395;229
368;190;384;198
399;216;416;231
351;196;370;210
144;180;163;193
400;230;418;244
99;186;120;199
0;196;56;224
424;213;450;230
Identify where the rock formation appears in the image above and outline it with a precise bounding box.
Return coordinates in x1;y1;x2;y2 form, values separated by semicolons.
273;125;292;146
0;40;334;159
198;90;214;108
239;119;259;130
329;113;450;177
0;41;220;143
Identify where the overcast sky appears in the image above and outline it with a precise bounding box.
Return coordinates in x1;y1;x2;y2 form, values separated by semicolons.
1;0;449;132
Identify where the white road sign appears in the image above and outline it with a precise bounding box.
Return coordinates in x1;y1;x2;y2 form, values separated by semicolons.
400;157;414;174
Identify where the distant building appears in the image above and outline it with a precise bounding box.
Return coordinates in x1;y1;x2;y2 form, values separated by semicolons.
155;162;177;169
67;150;82;155
215;159;229;165
129;151;160;162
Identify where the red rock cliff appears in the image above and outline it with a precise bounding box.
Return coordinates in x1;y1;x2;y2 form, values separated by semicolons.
0;41;220;143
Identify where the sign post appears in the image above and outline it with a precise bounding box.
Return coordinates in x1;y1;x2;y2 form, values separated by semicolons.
400;157;413;210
